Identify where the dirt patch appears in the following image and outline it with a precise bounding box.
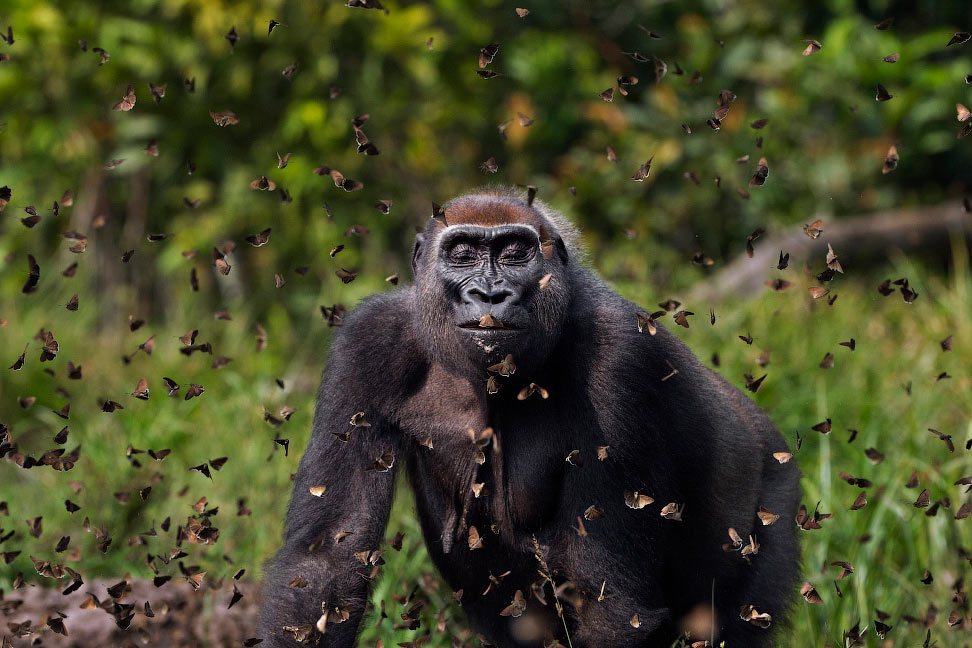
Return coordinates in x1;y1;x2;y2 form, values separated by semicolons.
1;578;261;647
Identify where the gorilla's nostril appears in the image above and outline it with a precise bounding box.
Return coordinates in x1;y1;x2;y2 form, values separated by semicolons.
468;287;512;305
485;289;512;304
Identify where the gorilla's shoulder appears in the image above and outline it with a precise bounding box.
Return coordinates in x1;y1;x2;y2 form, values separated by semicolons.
339;287;415;333
325;286;426;378
568;271;708;380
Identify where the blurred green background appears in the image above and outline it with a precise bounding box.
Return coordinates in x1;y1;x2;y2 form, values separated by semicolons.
1;0;971;645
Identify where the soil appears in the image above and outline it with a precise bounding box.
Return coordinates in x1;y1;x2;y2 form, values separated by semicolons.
1;578;261;647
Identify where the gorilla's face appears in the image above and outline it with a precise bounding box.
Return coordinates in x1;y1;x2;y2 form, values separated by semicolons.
414;216;571;382
438;224;543;358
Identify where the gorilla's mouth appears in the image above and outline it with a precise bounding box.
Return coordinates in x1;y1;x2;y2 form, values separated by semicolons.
457;321;522;331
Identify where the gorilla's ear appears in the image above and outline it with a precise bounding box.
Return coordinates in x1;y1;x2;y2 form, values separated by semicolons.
411;233;426;277
553;236;569;264
539;225;569;265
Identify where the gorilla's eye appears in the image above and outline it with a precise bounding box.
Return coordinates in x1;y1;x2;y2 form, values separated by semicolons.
448;244;479;266
499;244;532;264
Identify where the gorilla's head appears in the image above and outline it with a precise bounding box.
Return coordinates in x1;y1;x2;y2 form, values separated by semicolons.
411;189;577;384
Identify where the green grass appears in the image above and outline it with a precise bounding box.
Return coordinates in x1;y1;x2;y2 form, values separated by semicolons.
1;240;970;647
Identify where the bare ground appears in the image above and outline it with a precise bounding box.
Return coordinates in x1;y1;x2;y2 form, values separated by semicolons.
1;578;261;647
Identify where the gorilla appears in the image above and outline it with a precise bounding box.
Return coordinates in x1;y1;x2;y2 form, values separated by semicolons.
260;187;800;647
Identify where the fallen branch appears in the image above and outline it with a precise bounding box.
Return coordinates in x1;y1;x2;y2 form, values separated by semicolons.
689;202;972;302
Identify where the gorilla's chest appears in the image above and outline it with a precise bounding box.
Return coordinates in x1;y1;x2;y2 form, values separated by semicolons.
399;365;572;553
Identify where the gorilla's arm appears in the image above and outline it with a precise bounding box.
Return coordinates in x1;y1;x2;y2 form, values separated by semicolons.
260;313;403;647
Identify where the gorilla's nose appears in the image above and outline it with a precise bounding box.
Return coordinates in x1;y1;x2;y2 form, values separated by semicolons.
465;286;514;305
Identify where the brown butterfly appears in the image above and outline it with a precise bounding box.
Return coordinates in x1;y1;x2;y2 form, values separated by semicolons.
672;310;693;328
749;157;769;187
66;361;82;379
92;46;110;64
616;76;638;96
653;56;667;84
245;228;272;247
631;157;653;181
803;219;823;239
148;82;166;103
744;373;767;393
21;254;40;293
795;503;828;530
185;383;205;401
514;381;548;401
913;489;930;508
801;582;823;604
636;310;666;335
478;42;499;68
9;343;28;370
366;446;395;472
210;109;240;126
740;605;772;628
624;490;654;509
499;590;526;617
112;85;136;111
131;378;149;400
882;145;899;174
659;502;683;521
947;32;971;47
811;418;832;434
250;176;276;191
800;39;821;55
583;504;604;520
40;331;59;361
757;507;779;525
185;572;205;591
563;450;583;467
353;126;380;155
329;169;363;191
487;354;516;376
213;248;231;275
467;526;483;550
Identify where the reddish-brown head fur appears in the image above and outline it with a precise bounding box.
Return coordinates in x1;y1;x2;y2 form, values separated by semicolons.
440;195;546;231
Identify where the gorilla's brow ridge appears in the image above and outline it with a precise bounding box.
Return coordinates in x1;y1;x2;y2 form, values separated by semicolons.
438;224;540;249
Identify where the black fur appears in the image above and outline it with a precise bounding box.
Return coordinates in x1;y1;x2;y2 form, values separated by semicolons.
260;189;800;647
